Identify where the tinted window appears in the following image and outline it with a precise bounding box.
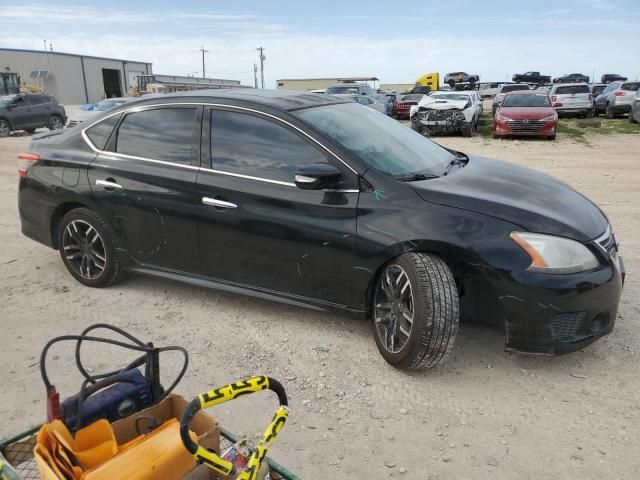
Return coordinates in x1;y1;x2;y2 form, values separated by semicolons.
502;84;530;93
211;110;329;183
555;85;590;94
113;108;197;164
28;95;50;105
11;96;28;107
326;86;361;95
502;94;551;107
86;114;121;150
621;82;640;91
591;85;606;95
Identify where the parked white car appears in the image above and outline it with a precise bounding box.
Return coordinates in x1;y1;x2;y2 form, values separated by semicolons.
409;91;481;136
593;80;640;118
549;83;592;117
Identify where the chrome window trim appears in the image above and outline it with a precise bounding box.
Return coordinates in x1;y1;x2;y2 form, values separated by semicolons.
80;101;359;186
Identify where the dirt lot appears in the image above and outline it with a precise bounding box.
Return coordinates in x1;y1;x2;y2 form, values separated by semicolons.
1;131;638;479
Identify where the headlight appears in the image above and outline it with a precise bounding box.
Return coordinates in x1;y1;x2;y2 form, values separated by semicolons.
510;232;599;274
496;112;512;121
540;114;558;121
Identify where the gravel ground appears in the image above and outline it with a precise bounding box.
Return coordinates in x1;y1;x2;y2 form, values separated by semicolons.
1;131;638;479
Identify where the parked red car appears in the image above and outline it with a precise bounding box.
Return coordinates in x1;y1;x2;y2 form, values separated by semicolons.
395;94;424;119
493;90;558;140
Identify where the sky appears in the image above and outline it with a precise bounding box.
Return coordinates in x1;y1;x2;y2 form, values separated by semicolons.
1;0;639;88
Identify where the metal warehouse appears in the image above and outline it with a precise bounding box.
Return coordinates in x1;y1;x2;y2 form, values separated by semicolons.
0;48;153;104
277;76;379;91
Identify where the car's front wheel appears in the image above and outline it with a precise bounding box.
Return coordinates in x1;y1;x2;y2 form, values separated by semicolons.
372;253;459;370
58;208;121;287
49;115;64;130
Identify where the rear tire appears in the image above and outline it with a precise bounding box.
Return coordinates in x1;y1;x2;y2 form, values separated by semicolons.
629;111;637;124
371;253;459;370
58;208;121;288
0;119;11;137
49;115;64;130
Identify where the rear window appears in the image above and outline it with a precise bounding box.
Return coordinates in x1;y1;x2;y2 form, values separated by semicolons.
621;82;640;91
555;85;590;94
502;85;529;93
502;94;551;107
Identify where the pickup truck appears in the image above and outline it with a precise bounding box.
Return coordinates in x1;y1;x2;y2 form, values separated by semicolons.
512;71;551;84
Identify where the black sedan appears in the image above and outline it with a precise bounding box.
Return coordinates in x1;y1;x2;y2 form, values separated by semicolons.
18;90;624;369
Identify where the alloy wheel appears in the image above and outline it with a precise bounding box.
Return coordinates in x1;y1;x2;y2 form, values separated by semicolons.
62;220;107;279
50;116;64;130
0;120;10;137
374;264;415;353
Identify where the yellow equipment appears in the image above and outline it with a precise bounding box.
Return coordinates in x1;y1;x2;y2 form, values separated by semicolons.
415;72;440;92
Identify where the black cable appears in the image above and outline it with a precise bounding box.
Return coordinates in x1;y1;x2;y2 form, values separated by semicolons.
41;324;189;427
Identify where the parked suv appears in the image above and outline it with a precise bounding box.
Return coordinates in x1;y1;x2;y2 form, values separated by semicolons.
325;83;374;97
0;93;66;137
444;72;480;88
593;81;640;118
549;83;592;117
601;74;627;84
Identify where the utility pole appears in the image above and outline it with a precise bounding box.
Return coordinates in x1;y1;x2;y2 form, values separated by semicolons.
43;39;47;52
253;62;258;89
199;46;209;79
256;47;265;89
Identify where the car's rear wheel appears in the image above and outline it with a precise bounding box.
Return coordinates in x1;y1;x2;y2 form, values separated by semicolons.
605;104;614;119
58;208;121;287
372;253;459;370
49;115;64;130
0;119;11;137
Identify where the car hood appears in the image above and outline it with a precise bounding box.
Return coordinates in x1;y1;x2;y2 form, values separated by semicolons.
410;156;607;242
418;97;468;111
499;107;555;119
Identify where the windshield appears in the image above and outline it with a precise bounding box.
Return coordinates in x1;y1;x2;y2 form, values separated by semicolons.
431;93;469;101
502;94;551;107
94;99;127;111
502;84;530;93
556;85;590;94
294;103;454;177
326;86;361;95
0;95;16;108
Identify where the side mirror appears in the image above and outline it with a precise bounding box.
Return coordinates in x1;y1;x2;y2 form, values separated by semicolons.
295;163;342;190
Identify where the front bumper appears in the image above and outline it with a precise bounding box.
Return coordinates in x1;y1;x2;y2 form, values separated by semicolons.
495;251;624;355
493;119;557;137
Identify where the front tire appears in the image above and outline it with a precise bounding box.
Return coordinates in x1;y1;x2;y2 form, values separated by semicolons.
58;208;121;287
372;253;459;370
605;104;614;119
462;122;473;137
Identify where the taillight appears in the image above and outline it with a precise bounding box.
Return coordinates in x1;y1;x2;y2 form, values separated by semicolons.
18;152;40;177
615;91;625;96
551;96;557;102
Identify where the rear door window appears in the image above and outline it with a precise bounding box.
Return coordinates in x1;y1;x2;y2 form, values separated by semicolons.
621;82;640;91
210;109;329;184
111;107;198;165
556;85;590;95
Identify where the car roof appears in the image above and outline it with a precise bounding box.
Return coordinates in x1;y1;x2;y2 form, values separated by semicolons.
503;89;547;95
127;88;348;112
553;82;590;87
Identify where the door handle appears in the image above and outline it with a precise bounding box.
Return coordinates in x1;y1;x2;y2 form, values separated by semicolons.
202;197;237;209
96;179;123;189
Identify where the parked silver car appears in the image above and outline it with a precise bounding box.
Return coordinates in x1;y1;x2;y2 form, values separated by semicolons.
325;83;375;96
67;97;136;127
492;84;530;115
549;83;592;117
629;90;640;123
593;81;640;118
